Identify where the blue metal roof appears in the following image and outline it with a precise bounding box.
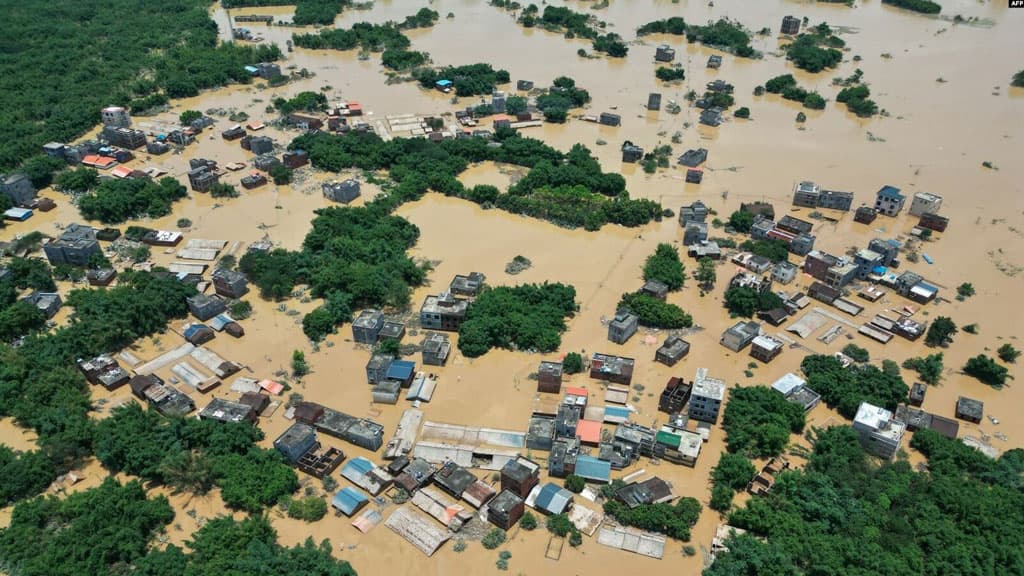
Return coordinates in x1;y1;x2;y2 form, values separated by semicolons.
183;324;209;339
872;266;887;275
332;487;368;516
604;406;631;421
877;185;904;200
342;457;374;476
436;79;453;87
244;65;259;73
387;360;415;380
535;483;572;514
574;455;611;482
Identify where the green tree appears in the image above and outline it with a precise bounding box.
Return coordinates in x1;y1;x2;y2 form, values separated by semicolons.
734;107;751;118
902;353;944;385
618;292;693;329
963;354;1010;388
956;282;975;299
284;495;327;522
727;210;755;233
710;483;736;512
696;257;717;289
292;350;309;377
714;453;757;489
520;510;538;530
209;182;239;198
179;110;203;125
565;474;585;493
656;67;685;81
157;450;216;495
925;316;957;347
546;513;575;536
270;164;293;185
722;386;805;457
482;528;506;549
603;497;702;540
457;283;577;358
378;338;401;357
1013;70;1024;88
800;355;908;418
997;343;1020;363
842;343;870;362
563;352;584;374
643;243;685;290
505;95;528;115
54;167;99;193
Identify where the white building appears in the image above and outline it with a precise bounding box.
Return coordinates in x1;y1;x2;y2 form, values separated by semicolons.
909;192;943;217
101;106;131;128
689;368;726;424
852;402;906;459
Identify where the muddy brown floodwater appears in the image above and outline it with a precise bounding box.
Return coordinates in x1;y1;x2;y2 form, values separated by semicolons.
2;0;1023;573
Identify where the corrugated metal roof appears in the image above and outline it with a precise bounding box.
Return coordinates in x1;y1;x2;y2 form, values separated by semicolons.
574;455;611;482
332;487;368;516
343;456;375;476
387;360;415;380
535;483;572;514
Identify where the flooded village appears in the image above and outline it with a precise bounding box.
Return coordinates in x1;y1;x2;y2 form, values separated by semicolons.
1;1;1023;575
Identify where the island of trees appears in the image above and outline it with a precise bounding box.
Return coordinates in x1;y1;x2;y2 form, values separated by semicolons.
800;355;908;418
458;283;577;357
292;9;439;72
882;0;942;14
764;74;827;110
287;129;662;232
511;5;628;57
223;0;354;26
783;23;844;73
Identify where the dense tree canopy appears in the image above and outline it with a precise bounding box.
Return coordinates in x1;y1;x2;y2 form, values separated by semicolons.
739;238;790;262
784;25;844;73
687;19;755;57
723;286;783;318
413;63;510;96
902;353;943;385
723;386;806;458
0;0;281;170
288;130;660;232
643;243;686;290
882;0;942;14
78;177;188;223
458;283;577;357
800;355;909;418
0;479;174;576
637;17;687;36
604;497;702;540
925;316;957;347
727;210;754;233
618;293;692;329
963;354;1010;388
708;427;1023;575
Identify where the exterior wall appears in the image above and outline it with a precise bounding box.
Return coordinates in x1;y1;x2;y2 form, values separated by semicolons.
689;395;721;423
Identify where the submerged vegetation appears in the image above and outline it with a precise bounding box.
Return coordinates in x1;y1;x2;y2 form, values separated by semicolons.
687;19;756;58
458;283;577;357
514;5;628;57
604;496;702;540
784;23;845;73
882;0;942;14
643;244;686;290
764;74;827;110
0;0;281;170
618;293;693;329
288;129;662;232
708;427;1023;575
637;17;687;36
800;355;909;418
292;9;439;71
722;386;806;458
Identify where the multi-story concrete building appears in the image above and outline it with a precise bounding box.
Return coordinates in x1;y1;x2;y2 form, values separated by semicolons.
608;310;639;344
43;223;100;266
909;191;942;217
419;292;468;332
690;368;726;423
853;402;906;459
100;106;131;127
0;173;36;207
874;185;905;217
781;15;801;35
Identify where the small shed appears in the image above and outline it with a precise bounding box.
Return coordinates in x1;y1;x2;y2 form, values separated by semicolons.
599;112;622;127
372;380;402;404
533;483;574;515
332;487;369;517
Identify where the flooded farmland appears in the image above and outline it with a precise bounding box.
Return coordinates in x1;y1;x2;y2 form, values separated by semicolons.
1;0;1023;574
